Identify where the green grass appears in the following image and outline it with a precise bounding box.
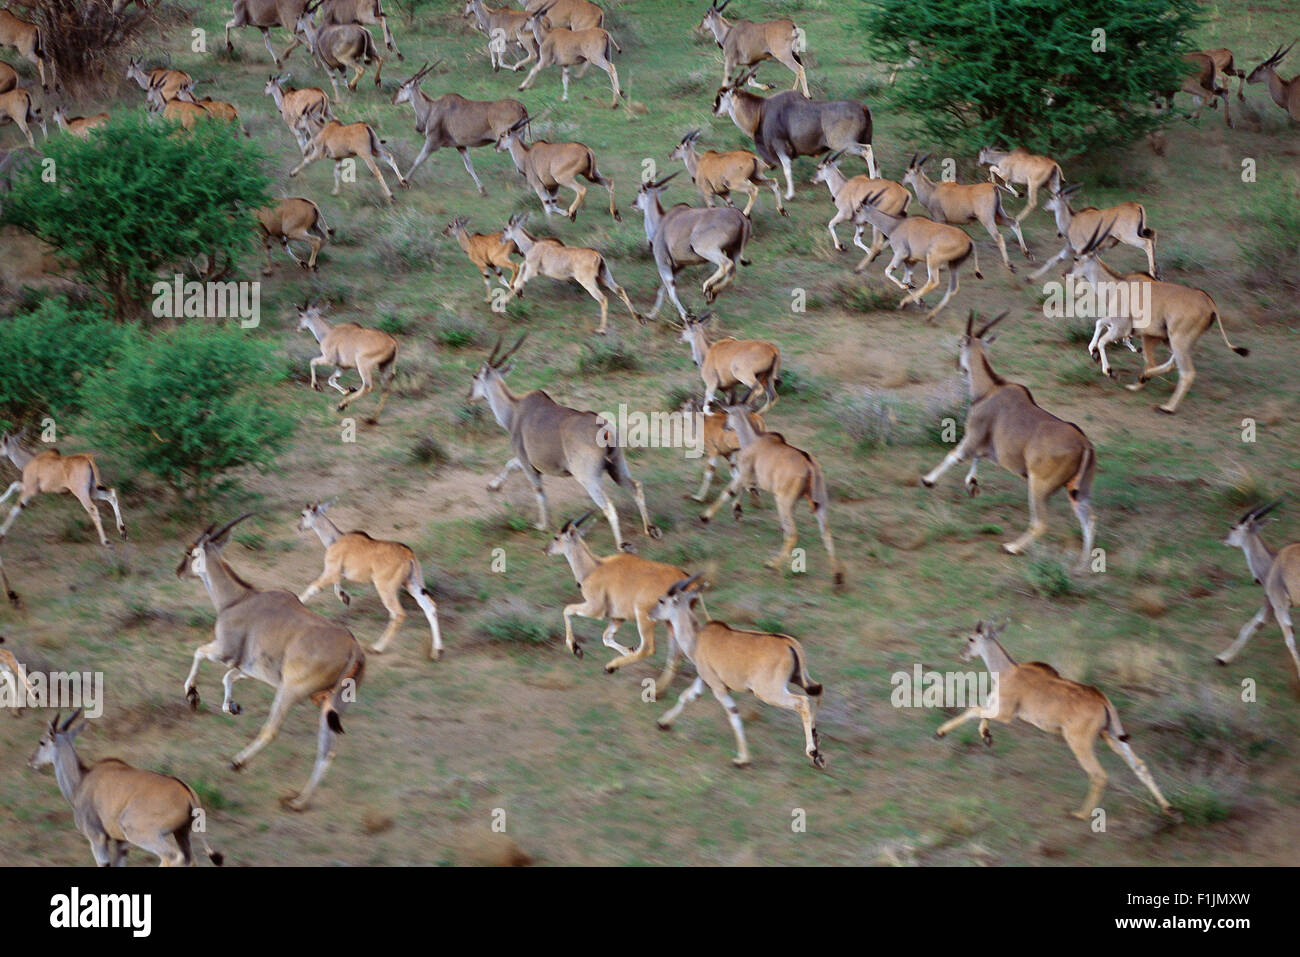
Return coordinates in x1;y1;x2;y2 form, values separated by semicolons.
1;0;1297;869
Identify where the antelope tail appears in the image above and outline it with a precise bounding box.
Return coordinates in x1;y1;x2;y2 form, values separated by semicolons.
326;645;365;734
971;243;983;280
788;641;821;696
1213;311;1249;356
607;33;622;54
1136;207;1155;240
181;784;225;866
1102;697;1129;743
1067;438;1096;502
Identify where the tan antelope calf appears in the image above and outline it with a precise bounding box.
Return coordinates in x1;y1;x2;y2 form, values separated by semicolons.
1;637;34;706
0;10;53;92
1217;501;1300;679
679;394;763;503
468;336;658;550
464;0;538;72
635;173;753;321
0;433;127;547
443;216;519;301
226;0;310;67
811;150;909;260
1248;43;1300;122
698;0;808;97
255;197;333;274
700;405;844;584
147;84;246;135
937;621;1176;820
52;105;108;139
293;11;384;97
30;711;226;866
1161;51;1233;127
179;514;365;811
522;0;604;31
500;213;640;335
290;110;407;203
1065;224;1247;413
298;501;443;659
156;98;211;132
495;115;618;222
546;510;691;694
976;146;1063;223
1;637;34;719
125;57;194;103
0;86;42;148
650;573;826;769
1200;48;1249;100
903;153;1031;273
669;128;784;217
296;302;398;422
678;312;779;413
853;187;982;323
517;4;623;107
264;74;335;150
922;312;1096;565
1029;183;1157;280
0;60;18;95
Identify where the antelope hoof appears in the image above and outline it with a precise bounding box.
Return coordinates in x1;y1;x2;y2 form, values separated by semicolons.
1070;809;1091;821
982;729;993;747
731;758;752;769
340;592;351;606
572;645;584;660
185;687;199;711
431;648;443;661
1157;405;1176;415
487;481;503;492
119;527;128;541
763;558;780;570
647;525;662;540
477;186;487;197
656;719;671;732
281;794;309;813
698;514;710;524
312;382;323;393
934;728;946;739
368;645;385;654
966;480;980;497
1002;541;1023;555
603;662;618;674
230;758;245;772
810;752;827;770
1107;368;1118;381
921;475;935;488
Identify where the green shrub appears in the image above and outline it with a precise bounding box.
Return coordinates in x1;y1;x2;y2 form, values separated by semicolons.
1025;556;1073;598
480;613;553;646
861;0;1200;157
80;324;293;501
0;298;125;431
0;113;270;319
435;314;484;349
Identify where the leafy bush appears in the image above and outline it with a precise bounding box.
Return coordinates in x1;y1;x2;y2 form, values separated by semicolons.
480;612;553;646
80;324;293;501
0;113;270;319
861;0;1199;157
0;297;124;431
578;339;641;373
434;313;484;349
1024;556;1073;598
